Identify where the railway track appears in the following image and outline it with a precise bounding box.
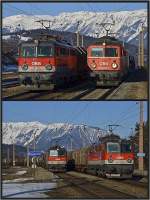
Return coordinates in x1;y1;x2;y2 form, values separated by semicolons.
3;80;120;100
50;172;137;198
2;78;20;89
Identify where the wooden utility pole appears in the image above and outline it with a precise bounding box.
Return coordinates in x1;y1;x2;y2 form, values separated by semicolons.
70;138;73;151
7;147;10;163
76;21;81;46
138;101;144;171
77;32;80;46
13;143;15;166
141;24;144;67
34;131;36;152
81;35;84;47
27;144;29;167
138;24;144;68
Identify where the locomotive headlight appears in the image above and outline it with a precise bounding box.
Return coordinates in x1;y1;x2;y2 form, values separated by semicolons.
22;64;28;71
91;63;97;69
108;155;113;163
112;63;118;69
45;64;52;70
127;158;132;163
108;159;113;163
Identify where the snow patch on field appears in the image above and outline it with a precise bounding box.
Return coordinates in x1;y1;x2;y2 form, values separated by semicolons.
3;177;34;183
2;182;56;198
15;170;27;175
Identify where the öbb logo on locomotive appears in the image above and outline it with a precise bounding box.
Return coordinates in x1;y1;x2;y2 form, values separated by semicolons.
17;35;135;89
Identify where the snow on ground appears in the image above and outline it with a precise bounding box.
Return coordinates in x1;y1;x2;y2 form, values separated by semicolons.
3;178;34;183
2;65;18;72
15;170;27;175
2;182;57;198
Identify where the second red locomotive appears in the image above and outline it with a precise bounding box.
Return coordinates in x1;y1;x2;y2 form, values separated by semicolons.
87;36;135;86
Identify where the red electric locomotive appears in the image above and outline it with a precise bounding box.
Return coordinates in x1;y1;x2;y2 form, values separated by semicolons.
47;145;67;172
87;139;134;178
67;137;134;179
17;35;88;89
87;36;135;86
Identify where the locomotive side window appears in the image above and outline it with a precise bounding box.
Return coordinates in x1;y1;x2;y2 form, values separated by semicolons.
55;48;60;56
60;48;69;56
91;47;103;57
37;46;54;57
121;143;132;153
107;142;120;153
105;48;118;57
49;150;58;156
21;46;35;57
70;49;76;56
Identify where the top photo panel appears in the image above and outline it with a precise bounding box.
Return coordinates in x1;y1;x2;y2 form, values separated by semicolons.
2;2;148;101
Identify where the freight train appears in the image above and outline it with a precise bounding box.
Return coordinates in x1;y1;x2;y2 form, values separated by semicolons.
87;36;135;86
17;35;88;89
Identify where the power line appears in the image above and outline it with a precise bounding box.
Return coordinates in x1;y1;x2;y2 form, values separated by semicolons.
108;103;138;127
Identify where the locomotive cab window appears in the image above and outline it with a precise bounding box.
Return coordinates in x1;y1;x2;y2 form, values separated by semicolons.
91;47;103;57
105;48;118;57
58;148;66;156
21;46;35;57
107;142;120;153
37;46;54;57
49;150;58;156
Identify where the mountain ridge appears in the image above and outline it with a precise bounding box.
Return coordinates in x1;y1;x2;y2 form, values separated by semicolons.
3;9;147;46
2;122;111;151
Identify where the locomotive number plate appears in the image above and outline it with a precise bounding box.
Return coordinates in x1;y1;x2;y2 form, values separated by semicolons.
99;62;108;66
110;174;120;177
32;62;41;66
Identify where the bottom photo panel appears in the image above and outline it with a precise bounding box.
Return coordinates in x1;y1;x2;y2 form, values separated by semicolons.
2;101;148;199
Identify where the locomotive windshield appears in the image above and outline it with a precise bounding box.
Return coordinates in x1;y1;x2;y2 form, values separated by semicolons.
105;48;118;57
49;150;58;156
91;48;104;57
121;143;132;153
21;46;35;57
37;46;54;57
49;148;66;156
91;47;118;57
107;142;120;153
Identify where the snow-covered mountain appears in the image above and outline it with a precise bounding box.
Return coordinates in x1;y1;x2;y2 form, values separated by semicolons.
2;122;110;151
2;9;147;45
